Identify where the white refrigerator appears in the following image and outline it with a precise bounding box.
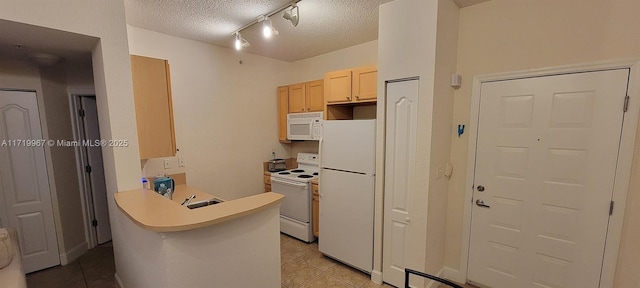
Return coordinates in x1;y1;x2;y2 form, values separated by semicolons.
319;119;375;273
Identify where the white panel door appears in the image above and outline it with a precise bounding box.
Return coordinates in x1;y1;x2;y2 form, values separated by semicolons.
468;69;629;288
383;80;419;287
0;90;60;273
319;169;374;272
80;96;111;244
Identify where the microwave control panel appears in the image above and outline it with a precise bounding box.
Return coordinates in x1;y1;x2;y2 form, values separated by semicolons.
312;120;323;140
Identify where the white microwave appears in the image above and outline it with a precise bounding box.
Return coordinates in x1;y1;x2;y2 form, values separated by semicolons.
287;112;323;141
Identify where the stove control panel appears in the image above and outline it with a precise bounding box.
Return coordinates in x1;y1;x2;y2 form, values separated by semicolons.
297;153;319;166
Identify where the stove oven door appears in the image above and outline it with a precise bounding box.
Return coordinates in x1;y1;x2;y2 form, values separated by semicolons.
270;177;311;222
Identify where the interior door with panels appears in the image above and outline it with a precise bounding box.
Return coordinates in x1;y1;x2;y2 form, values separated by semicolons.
0;90;60;273
468;69;630;288
383;79;420;287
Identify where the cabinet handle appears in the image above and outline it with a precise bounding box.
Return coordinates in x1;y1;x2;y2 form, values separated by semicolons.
346;96;350;100
355;95;359;100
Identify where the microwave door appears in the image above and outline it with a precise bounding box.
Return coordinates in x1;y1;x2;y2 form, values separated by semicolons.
288;121;312;140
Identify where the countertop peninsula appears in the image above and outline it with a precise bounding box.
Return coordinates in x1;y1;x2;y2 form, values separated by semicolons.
114;184;284;232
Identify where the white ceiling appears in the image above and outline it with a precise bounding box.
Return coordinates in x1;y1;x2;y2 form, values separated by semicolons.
0;19;97;66
0;0;489;66
125;0;393;62
125;0;489;62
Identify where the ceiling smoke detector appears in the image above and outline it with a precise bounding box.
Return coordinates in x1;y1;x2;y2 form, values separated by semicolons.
283;4;299;27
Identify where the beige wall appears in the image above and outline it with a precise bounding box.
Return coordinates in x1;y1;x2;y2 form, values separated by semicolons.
425;0;459;274
445;0;640;286
0;1;145;286
39;65;86;255
127;26;292;200
287;40;378;85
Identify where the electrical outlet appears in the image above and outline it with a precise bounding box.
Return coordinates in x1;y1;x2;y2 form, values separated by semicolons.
164;159;171;169
178;156;186;167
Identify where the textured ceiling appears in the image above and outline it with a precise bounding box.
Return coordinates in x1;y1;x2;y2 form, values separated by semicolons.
125;0;392;62
0;1;491;66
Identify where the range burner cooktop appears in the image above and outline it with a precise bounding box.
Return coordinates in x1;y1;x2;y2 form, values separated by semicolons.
270;153;319;183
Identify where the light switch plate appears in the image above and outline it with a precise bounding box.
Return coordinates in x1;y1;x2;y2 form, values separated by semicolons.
178;156;185;167
164;159;171;169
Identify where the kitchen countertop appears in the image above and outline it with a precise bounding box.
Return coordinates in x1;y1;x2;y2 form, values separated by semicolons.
115;184;284;232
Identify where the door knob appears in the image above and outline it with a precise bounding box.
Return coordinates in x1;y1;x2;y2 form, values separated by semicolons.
477;185;485;192
475;199;490;208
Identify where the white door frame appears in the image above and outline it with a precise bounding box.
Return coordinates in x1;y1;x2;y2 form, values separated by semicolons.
69;90;100;249
458;59;640;288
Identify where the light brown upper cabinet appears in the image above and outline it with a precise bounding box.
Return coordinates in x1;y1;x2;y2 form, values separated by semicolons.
288;83;306;113
288;81;324;113
352;66;378;102
277;86;290;143
324;66;377;105
130;55;177;159
306;80;324;112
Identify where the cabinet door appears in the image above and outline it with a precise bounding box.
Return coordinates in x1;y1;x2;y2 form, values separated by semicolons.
325;69;352;104
352;66;377;102
277;86;290;142
131;55;176;159
288;83;306;113
312;183;319;237
306;80;324;112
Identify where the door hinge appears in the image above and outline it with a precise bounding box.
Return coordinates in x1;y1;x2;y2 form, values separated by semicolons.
623;95;630;112
92;219;98;227
78;109;85;117
609;201;615;216
85;165;92;173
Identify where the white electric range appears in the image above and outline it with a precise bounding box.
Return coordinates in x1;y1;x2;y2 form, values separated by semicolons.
270;153;319;242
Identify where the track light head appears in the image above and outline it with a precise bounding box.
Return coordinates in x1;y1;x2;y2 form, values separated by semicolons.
283;4;299;27
262;16;279;38
234;32;249;50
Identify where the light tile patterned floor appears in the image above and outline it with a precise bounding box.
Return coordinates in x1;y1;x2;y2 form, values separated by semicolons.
27;233;472;288
280;233;391;288
280;233;476;288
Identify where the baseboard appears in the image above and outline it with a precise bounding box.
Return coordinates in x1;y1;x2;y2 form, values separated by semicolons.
59;241;88;265
424;267;445;288
115;273;125;288
443;266;465;285
370;269;383;284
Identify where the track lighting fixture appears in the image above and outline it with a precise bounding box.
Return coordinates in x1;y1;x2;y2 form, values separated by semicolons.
283;4;299;27
234;32;249;50
231;0;301;50
261;16;279;38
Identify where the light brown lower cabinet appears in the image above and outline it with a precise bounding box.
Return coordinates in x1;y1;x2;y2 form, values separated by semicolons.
264;174;271;192
312;182;319;237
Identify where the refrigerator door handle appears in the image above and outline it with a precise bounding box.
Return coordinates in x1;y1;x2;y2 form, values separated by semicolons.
318;136;323;168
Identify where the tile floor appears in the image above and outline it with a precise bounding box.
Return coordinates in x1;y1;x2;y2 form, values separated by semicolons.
26;241;116;288
26;234;472;288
